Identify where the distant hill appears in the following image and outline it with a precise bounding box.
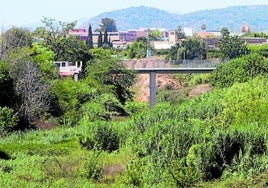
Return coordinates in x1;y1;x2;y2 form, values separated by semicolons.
78;6;180;31
180;5;268;33
77;5;268;33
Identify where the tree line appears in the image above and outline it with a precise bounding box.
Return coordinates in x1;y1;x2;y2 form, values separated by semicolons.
0;17;134;135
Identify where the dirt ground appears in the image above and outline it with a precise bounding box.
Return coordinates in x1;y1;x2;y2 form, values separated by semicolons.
132;74;181;102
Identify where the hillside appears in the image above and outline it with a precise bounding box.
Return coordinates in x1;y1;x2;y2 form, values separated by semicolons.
181;5;268;32
77;5;268;33
78;6;180;31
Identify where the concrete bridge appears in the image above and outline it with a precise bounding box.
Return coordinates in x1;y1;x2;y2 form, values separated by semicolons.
122;59;221;107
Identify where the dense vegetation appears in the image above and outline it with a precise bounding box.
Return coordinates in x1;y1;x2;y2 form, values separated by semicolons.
1;18;268;187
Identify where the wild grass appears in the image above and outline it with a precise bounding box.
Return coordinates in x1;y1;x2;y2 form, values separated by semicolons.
0;121;134;187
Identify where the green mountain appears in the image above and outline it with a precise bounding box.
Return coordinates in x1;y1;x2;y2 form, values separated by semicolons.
181;5;268;32
79;6;180;31
78;5;268;33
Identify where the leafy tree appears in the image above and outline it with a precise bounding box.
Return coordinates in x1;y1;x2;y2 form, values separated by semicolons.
220;27;230;38
183;36;207;60
0;61;14;107
34;18;90;62
0;27;33;59
4;45;57;128
86;48;135;106
98;18;118;32
86;23;94;48
177;26;186;39
218;33;248;60
243;32;268;39
149;29;163;41
169;36;207;61
127;40;147;59
167;45;179;60
201;24;206;31
33;17;77;60
51;78;95;126
57;35;90;62
31;42;58;81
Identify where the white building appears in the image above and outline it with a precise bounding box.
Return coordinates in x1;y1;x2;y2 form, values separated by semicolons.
183;27;193;37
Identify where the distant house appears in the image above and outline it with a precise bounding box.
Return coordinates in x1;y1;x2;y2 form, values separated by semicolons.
240;37;267;44
54;61;83;81
206;30;221;37
195;31;218;38
152;41;176;50
119;29;149;42
240;23;251;34
68;26;267;52
69;28;145;44
112;41;127;49
203;38;219;50
168;30;178;43
183;27;193;37
123;30;138;41
68;28;87;40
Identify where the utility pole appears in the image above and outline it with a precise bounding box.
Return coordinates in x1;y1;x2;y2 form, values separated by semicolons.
147;28;150;57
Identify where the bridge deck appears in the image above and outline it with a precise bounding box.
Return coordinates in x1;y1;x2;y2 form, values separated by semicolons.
120;59;220;107
134;67;215;74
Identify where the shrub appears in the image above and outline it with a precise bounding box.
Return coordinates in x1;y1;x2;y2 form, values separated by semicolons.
79;101;111;122
211;53;268;88
80;151;104;181
0;106;18;136
124;101;148;116
51;78;103;125
220;76;268;126
189;73;211;85
94;123;120;152
248;44;268;58
116;158;145;186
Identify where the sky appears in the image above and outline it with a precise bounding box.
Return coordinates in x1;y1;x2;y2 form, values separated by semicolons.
1;0;268;28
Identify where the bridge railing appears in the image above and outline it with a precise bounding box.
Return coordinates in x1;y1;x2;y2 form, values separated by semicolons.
122;59;222;69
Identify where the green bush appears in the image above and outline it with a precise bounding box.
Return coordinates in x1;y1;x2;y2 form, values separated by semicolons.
124;101;148;116
248;44;268;58
0;107;18;136
116;158;145;186
122;75;268;186
79;121;121;152
189;73;211;85
79;101;111;122
80;151;103;181
220;76;268;126
173;73;193;87
157;88;189;105
94;123;120;152
179;89;225;121
211;53;268;88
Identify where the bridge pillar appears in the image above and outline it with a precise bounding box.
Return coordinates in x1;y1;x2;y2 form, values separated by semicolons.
149;71;156;107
